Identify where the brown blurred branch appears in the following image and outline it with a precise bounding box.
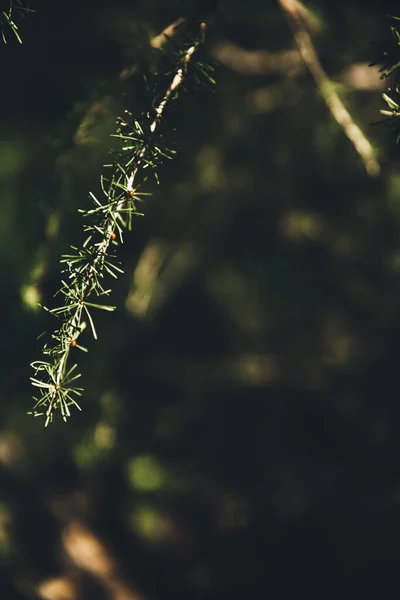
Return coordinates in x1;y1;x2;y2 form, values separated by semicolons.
340;63;386;92
150;16;188;50
279;0;381;177
62;521;145;600
212;41;303;75
40;491;148;600
38;517;147;600
118;17;188;81
213;40;386;94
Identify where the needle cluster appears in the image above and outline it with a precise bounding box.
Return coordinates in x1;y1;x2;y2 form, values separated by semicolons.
0;0;32;43
374;16;400;141
30;24;215;426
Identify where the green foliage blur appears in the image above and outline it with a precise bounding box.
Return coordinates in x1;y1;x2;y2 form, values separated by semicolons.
2;0;400;598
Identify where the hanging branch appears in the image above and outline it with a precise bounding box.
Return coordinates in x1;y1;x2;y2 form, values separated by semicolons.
372;16;400;141
279;0;381;177
0;0;33;43
30;23;215;426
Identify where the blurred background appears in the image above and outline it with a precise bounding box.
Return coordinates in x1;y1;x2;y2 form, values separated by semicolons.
2;0;400;597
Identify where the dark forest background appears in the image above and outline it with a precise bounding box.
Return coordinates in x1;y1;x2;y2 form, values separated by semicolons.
2;0;400;598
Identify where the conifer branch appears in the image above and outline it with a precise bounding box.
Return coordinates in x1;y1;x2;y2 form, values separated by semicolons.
279;0;381;177
373;16;400;142
0;0;32;43
30;23;214;426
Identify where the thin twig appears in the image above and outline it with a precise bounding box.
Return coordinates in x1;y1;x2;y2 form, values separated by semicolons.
279;0;381;177
127;41;198;191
